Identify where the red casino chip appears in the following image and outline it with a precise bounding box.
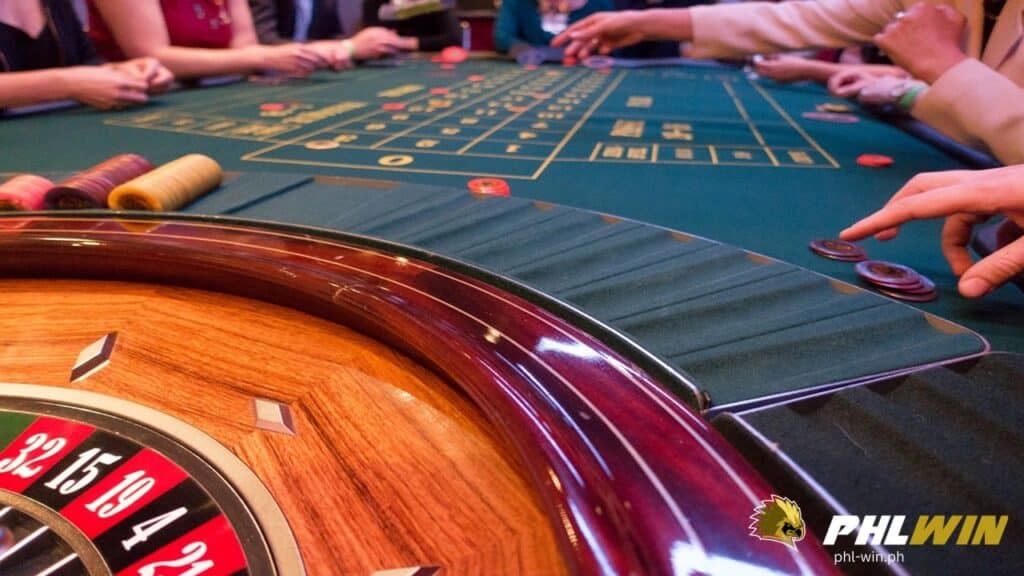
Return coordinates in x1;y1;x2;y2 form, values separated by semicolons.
440;46;468;64
468;74;485;82
429;87;450;95
381;102;406;111
856;154;894;168
467;178;511;197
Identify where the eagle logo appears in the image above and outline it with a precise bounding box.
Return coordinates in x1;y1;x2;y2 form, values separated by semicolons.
749;495;806;549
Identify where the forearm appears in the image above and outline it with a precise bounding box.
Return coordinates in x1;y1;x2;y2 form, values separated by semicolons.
0;69;73;108
686;0;903;59
912;59;1024;166
147;46;261;79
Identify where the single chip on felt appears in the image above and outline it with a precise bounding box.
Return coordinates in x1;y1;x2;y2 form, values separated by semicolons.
304;140;340;150
259;102;288;112
856;153;894;168
801;111;859;124
809;239;867;262
429;87;449;95
440;46;468;64
468;177;510;197
855;260;923;288
817;102;853;113
468;74;485;82
583;55;615;69
382;102;406;111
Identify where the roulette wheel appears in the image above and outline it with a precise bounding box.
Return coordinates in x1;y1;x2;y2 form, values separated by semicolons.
0;215;835;575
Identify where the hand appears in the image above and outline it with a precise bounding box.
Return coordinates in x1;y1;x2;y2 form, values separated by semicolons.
853;76;923;107
395;36;419;52
754;55;837;84
249;43;327;77
108;57;175;93
349;27;402;59
874;3;968;83
828;66;909;99
308;41;355;71
60;66;149;110
840;166;1024;297
551;11;650;59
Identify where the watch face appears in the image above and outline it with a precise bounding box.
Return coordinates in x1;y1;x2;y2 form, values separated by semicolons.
0;387;302;576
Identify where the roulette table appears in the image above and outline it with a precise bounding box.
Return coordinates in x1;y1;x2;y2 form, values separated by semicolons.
0;57;1022;575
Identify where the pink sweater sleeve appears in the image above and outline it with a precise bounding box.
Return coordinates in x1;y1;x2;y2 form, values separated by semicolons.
914;58;1024;165
686;0;907;59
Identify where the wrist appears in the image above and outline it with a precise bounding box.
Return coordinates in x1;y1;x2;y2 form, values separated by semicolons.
339;39;356;60
646;9;693;41
54;67;78;100
911;52;967;84
895;80;928;111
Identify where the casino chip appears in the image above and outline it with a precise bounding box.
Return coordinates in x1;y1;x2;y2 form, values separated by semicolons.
0;174;53;211
809;239;866;262
382;102;406;111
468;74;485;82
801;111;859;124
856;154;894;168
583;55;615;70
816;102;853;113
108;153;223;211
45;154;154;209
855;260;938;301
440;46;468;64
467;178;511;197
305;140;340;150
430;87;450;95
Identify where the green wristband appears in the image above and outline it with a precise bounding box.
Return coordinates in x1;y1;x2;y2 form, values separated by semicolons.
898;83;927;111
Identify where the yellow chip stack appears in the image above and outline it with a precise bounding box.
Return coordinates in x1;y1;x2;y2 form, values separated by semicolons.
108;154;223;211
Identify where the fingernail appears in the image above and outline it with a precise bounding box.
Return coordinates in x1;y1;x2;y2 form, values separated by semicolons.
960;277;991;297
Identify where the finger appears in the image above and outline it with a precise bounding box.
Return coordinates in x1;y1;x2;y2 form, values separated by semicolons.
117;89;149;104
959;235;1024;297
119;78;150;93
839;183;984;240
941;213;985;276
883;170;973;208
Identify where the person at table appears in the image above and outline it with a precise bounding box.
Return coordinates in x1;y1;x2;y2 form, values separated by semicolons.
0;0;172;110
552;1;1024;166
362;0;462;52
841;165;1024;298
86;0;331;80
494;0;612;55
247;0;411;62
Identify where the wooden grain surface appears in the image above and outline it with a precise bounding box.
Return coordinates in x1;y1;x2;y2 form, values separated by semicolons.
0;279;567;575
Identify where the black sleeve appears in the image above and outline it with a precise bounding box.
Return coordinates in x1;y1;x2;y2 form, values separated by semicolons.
412;10;462;51
362;0;384;27
50;0;103;64
249;0;290;44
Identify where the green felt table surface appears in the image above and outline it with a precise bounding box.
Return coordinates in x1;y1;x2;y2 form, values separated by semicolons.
1;58;1021;351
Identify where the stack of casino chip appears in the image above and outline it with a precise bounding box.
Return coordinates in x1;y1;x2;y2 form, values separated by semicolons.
855;260;937;302
44;154;155;209
0;174;53;211
108;154;223;211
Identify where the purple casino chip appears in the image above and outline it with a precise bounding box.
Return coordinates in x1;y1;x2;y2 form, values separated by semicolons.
855;260;923;288
582;55;615;69
809;239;867;261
